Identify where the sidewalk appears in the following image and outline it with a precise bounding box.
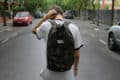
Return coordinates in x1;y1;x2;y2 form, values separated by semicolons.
0;20;18;45
74;19;110;31
88;20;110;30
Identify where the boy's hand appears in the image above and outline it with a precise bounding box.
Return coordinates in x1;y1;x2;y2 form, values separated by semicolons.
74;68;78;77
32;28;36;34
32;9;57;33
46;9;57;19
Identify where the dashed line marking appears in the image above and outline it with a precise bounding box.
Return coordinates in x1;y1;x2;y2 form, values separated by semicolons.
1;38;9;43
94;28;100;31
99;39;107;45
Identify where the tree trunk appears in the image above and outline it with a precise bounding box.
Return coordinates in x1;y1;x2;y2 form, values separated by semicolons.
3;0;8;26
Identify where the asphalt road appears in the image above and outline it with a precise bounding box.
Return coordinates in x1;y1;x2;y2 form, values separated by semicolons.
0;19;120;80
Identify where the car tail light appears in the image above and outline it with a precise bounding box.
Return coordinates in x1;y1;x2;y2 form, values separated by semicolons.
25;17;29;20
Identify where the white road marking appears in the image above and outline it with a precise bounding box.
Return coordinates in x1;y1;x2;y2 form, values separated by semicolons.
5;28;13;31
94;28;100;31
12;33;17;37
99;39;107;45
0;33;18;44
1;38;9;43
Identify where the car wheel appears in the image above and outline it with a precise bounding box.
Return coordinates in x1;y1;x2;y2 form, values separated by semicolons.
27;22;30;26
108;33;117;50
30;21;32;24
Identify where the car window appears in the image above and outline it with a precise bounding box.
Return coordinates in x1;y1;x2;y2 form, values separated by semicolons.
16;12;29;17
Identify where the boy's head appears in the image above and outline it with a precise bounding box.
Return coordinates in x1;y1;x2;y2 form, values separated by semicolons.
49;5;64;15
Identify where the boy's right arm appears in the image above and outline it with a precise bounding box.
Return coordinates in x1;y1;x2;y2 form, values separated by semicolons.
32;16;48;33
73;50;80;77
32;10;57;33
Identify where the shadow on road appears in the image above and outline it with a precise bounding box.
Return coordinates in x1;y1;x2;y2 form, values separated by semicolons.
113;49;120;55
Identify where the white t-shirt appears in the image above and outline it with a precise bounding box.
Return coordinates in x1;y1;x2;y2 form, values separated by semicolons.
36;20;83;49
36;19;83;80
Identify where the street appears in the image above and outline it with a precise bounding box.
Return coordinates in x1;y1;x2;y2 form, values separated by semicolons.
0;19;120;80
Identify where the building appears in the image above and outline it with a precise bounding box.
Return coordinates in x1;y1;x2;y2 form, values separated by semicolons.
99;0;120;10
115;0;120;9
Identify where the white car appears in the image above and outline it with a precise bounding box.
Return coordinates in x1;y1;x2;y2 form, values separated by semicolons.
108;22;120;50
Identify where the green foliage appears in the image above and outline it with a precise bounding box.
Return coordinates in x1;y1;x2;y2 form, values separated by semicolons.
0;6;4;11
24;0;46;15
24;2;36;15
22;0;99;14
105;5;109;10
12;6;25;12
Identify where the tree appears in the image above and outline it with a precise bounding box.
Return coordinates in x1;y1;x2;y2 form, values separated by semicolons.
23;0;46;14
15;0;99;16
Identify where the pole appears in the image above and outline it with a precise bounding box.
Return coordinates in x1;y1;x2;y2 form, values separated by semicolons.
111;0;114;25
97;0;100;26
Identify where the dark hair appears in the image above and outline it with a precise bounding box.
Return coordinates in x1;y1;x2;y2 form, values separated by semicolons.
49;5;63;15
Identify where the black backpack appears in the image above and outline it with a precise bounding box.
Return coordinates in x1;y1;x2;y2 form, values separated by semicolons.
47;20;74;72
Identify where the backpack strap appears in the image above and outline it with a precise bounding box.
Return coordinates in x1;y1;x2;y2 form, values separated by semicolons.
48;20;71;28
63;21;71;28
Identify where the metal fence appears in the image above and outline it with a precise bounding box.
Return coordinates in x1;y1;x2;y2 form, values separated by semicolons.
79;10;120;26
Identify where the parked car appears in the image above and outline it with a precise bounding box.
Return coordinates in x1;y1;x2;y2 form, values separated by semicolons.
64;10;74;19
13;11;32;26
34;11;44;18
108;22;120;50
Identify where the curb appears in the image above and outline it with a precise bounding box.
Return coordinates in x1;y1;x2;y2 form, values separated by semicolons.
78;20;110;29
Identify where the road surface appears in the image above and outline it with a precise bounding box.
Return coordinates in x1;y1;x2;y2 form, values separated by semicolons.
0;19;120;80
